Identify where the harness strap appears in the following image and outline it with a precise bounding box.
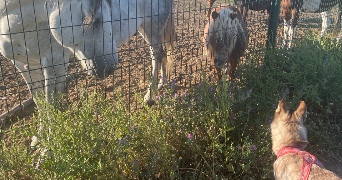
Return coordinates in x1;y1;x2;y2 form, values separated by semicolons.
277;146;325;180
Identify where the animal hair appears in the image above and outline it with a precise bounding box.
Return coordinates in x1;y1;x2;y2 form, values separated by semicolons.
83;0;109;29
208;8;247;56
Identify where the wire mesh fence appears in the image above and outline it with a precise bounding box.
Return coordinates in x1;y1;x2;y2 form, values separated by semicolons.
0;0;341;127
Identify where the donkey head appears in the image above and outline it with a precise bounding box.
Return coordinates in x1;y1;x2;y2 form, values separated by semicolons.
49;0;118;79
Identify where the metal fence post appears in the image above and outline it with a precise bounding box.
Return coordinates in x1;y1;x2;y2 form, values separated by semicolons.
266;0;281;49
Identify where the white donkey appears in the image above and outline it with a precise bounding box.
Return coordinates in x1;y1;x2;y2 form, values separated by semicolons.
0;0;175;149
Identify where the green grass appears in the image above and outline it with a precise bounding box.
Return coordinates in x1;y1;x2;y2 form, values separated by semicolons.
1;32;342;179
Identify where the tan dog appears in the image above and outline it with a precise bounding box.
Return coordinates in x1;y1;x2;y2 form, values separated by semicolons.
271;98;341;180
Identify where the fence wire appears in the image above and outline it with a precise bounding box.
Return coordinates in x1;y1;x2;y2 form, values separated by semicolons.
0;0;341;129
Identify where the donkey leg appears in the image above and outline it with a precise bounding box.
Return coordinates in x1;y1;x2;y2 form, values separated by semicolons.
287;24;296;48
159;56;166;90
228;57;238;80
320;10;331;37
12;61;45;107
31;49;70;149
42;57;69;106
286;9;299;48
144;44;163;105
12;61;45;149
159;15;175;90
282;19;291;48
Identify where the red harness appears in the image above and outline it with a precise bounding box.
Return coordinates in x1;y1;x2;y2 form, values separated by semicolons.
277;146;325;180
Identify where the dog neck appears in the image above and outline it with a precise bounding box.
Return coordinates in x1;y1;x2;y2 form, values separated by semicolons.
276;146;304;158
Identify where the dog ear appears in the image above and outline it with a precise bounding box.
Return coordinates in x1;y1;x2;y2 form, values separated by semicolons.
296;101;307;122
276;98;287;113
230;11;237;20
212;11;219;19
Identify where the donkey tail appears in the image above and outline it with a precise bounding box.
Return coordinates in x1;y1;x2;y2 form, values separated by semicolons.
162;13;176;79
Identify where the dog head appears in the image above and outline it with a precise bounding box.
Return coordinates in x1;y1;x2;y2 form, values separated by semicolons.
270;98;308;155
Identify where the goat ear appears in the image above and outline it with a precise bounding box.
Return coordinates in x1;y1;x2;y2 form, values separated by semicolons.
276;98;287;113
230;11;237;20
296;101;307;122
212;11;219;19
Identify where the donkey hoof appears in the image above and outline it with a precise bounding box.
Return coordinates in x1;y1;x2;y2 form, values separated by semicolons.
144;95;155;107
31;136;40;150
158;84;163;90
144;99;155;107
35;148;50;169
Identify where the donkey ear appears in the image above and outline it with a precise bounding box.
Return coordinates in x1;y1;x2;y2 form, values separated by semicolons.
230;11;237;20
212;11;219;19
276;98;287;113
296;101;307;122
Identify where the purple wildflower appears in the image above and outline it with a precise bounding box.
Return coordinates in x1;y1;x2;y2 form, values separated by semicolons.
246;89;252;98
253;145;256;150
269;120;272;124
282;88;290;97
187;134;191;138
94;112;97;115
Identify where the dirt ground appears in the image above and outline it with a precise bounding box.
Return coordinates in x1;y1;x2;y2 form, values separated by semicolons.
0;0;341;177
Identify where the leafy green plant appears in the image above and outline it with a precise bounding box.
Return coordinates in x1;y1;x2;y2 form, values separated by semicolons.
1;34;341;179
